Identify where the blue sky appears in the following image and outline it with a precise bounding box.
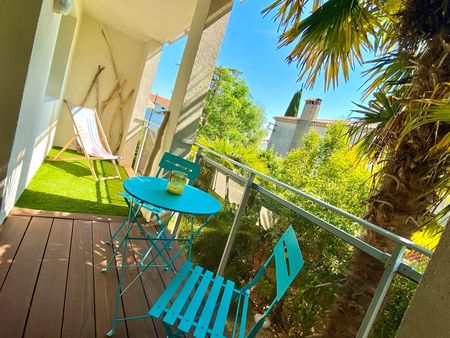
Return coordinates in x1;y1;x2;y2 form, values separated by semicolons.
151;0;371;123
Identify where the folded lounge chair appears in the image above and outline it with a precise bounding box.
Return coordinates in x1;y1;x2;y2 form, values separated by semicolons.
50;100;121;181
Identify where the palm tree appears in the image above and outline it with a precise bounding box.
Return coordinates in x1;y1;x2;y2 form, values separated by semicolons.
264;0;450;336
285;89;303;117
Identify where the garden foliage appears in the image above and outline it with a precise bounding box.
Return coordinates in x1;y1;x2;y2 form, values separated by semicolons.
186;124;420;336
198;66;265;146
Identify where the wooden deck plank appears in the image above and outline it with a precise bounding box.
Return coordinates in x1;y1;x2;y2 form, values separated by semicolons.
109;222;158;338
24;218;73;338
92;220;128;338
12;207;127;222
0;217;52;337
0;214;189;338
0;215;31;289
61;220;95;338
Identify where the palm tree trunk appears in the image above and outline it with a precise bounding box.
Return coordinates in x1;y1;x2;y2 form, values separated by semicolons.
323;33;450;337
323;136;437;337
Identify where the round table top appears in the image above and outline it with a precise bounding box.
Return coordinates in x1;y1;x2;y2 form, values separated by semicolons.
123;176;222;215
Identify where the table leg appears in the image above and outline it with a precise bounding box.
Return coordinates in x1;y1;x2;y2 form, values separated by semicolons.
103;206;141;272
106;197;140;244
139;212;176;268
107;226;129;336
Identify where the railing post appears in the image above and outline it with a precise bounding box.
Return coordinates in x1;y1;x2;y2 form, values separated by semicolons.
217;172;255;275
357;244;407;338
134;119;150;174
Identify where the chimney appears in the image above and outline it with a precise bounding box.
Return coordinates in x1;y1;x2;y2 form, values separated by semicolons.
300;98;322;121
288;98;322;151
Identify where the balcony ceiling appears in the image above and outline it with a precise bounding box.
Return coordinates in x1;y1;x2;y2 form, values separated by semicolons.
82;0;197;42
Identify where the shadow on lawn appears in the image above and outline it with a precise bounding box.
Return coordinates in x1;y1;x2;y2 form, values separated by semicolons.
46;159;100;177
15;190;129;216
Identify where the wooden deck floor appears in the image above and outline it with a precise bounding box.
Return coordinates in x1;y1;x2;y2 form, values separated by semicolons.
0;209;186;338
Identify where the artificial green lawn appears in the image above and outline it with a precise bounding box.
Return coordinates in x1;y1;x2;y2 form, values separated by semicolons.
15;148;129;216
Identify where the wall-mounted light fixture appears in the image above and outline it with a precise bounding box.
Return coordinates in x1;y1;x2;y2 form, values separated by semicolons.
54;0;73;15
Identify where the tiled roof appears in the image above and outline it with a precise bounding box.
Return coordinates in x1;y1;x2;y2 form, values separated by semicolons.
273;116;378;129
310;119;378;129
149;93;170;108
273;116;300;122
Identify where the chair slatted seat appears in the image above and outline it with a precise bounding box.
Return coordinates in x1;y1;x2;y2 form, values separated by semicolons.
148;225;304;338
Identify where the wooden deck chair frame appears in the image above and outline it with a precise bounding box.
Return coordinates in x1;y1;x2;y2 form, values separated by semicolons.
49;100;121;181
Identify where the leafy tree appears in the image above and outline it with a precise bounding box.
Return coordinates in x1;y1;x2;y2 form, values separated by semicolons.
265;0;450;336
198;67;265;146
196;135;271;174
284;89;303;117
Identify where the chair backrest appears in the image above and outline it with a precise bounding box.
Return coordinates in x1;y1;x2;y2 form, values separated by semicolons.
245;225;303;338
156;152;201;184
272;225;304;301
66;102;114;158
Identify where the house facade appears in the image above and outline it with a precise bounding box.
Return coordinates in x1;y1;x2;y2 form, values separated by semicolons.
267;98;376;156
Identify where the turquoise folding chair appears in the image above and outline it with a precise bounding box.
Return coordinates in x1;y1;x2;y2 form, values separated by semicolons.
106;152;201;246
148;225;304;338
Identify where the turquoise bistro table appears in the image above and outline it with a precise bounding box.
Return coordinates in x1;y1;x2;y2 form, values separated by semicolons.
125;176;221;216
106;176;222;336
124;176;222;263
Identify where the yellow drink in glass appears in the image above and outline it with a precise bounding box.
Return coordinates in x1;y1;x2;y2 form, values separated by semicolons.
167;170;188;195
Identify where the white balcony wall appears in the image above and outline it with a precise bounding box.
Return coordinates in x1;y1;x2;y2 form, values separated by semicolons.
117;43;162;167
1;0;82;222
0;0;43;210
53;14;160;164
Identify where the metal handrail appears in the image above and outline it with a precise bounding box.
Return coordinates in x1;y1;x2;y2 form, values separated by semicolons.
133;118;160;173
194;143;432;257
134;117;161;130
193;142;433;338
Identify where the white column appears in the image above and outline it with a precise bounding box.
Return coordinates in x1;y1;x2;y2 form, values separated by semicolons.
152;0;232;172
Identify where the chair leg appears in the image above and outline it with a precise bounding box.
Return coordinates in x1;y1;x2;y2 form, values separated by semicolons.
140;212;175;268
88;159;99;181
112;159;121;178
105;218;128;245
106;199;140;245
102;208;138;272
51;136;77;160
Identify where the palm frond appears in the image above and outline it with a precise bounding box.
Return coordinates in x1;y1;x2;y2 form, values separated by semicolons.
264;0;385;89
262;0;307;30
362;52;415;99
349;91;405;161
399;102;450;153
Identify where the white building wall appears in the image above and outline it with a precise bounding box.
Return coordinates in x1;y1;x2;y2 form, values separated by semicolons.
1;0;63;221
309;125;327;137
267;120;297;156
117;41;162;166
53;14;153;162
